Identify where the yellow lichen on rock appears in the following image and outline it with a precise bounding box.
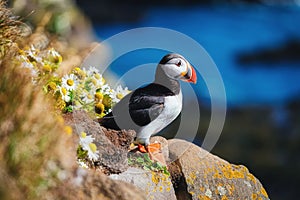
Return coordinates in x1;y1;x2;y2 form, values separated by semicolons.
197;195;211;200
151;171;160;185
186;171;197;185
168;139;270;200
260;187;269;198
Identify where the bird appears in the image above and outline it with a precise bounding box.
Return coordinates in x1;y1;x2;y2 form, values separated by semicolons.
99;53;197;153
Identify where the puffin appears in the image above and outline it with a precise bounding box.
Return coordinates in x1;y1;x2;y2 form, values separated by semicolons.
99;53;197;152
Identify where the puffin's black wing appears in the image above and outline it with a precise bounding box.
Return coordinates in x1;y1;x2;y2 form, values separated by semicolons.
99;83;175;130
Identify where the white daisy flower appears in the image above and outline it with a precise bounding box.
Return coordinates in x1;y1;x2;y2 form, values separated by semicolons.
61;73;77;91
111;85;130;103
86;66;99;76
86;143;99;161
79;132;99;161
79;132;95;150
25;45;42;63
99;84;111;95
91;73;105;88
80;90;94;104
116;85;130;99
58;86;71;102
17;55;39;77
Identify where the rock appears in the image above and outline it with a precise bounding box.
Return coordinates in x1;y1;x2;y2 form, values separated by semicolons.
65;168;146;200
110;167;176;200
168;139;270;200
63;110;136;174
101;126;136;150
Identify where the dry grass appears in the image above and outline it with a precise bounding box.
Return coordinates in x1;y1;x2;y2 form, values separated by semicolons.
0;2;146;199
0;1;24;58
0;1;77;199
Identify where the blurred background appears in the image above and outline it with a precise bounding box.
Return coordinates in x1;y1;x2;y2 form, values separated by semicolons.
10;0;300;199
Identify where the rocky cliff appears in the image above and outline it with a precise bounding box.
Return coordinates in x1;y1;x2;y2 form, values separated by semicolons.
65;111;269;200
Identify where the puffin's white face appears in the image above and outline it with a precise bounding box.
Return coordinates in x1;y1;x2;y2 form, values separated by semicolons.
159;55;197;84
161;57;188;79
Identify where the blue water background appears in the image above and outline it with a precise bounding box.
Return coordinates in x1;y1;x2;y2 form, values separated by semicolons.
95;5;300;107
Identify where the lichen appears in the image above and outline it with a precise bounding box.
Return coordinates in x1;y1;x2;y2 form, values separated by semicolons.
197;195;211;200
204;188;212;198
149;171;172;194
151;171;160;185
225;184;235;195
221;195;229;200
244;180;252;188
217;185;226;196
186;174;195;185
260;187;269;198
252;193;258;199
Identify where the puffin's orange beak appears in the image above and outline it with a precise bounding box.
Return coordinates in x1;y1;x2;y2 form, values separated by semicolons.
181;64;197;84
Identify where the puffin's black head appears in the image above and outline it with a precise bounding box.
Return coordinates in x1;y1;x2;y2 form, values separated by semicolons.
158;53;197;84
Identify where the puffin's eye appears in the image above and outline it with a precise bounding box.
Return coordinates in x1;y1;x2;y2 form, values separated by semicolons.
176;60;182;67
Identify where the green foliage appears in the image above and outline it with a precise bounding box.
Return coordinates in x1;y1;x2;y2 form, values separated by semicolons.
128;153;170;176
77;146;88;160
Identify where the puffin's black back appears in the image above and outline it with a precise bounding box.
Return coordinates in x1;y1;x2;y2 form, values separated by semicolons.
99;53;184;131
98;83;176;131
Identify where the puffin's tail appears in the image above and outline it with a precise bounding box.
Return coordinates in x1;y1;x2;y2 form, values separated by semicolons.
97;112;121;130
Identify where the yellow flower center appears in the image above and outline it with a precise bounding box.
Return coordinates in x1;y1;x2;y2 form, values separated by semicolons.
89;143;97;153
43;64;52;72
67;79;74;86
56;98;66;110
102;96;112;107
116;93;124;99
94;73;101;79
61;87;67;95
74;67;81;73
48;82;57;90
95;103;105;114
81;132;87;138
95;92;103;101
49;51;62;64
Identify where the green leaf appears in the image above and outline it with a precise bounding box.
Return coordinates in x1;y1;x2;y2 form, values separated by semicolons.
143;153;152;162
163;166;170;176
64;105;73;113
136;157;144;163
77;146;88;159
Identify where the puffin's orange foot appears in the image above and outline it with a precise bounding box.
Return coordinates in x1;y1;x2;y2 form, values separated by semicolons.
138;143;161;153
138;143;166;166
138;144;147;153
147;142;161;154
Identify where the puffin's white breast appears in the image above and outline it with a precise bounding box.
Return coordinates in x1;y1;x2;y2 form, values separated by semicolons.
137;91;182;142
